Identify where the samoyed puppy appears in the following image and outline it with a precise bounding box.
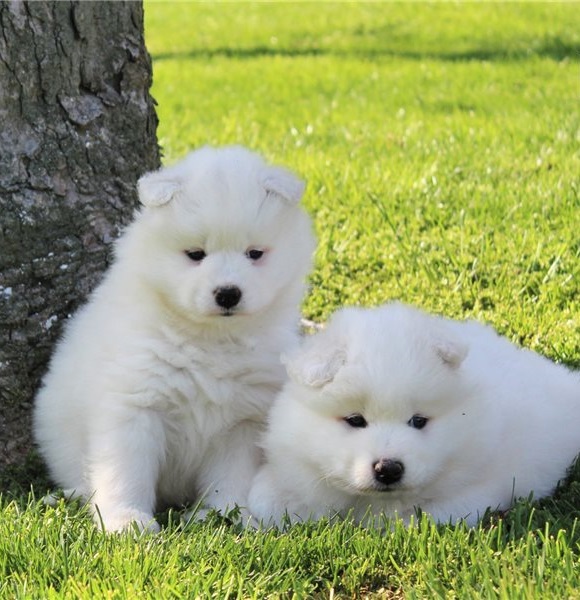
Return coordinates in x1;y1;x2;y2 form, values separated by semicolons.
248;302;580;527
34;146;315;532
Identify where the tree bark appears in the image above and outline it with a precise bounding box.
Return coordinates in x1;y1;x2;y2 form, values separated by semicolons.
0;0;160;482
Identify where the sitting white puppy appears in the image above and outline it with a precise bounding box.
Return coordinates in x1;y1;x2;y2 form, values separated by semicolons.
34;146;315;532
249;302;580;527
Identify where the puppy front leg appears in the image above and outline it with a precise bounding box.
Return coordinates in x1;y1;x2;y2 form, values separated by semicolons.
88;408;166;533
195;420;262;523
247;465;291;528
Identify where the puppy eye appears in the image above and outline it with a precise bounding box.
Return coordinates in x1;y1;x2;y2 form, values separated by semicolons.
408;415;429;430
246;248;264;261
185;249;206;262
343;413;368;428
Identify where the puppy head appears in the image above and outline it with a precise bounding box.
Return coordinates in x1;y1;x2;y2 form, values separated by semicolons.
119;146;315;328
275;304;482;501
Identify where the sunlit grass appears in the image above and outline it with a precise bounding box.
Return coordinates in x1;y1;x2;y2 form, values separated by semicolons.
147;2;580;357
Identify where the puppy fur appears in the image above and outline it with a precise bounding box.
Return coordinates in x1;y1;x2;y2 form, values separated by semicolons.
249;302;580;526
34;146;315;532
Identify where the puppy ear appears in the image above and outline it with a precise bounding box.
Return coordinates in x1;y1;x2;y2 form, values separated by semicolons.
260;166;305;203
137;170;182;207
433;338;468;369
283;344;347;387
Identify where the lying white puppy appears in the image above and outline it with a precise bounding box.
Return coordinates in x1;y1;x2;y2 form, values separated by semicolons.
249;302;580;526
34;146;315;532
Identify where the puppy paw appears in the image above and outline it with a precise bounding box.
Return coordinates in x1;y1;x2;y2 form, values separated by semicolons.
95;508;160;534
42;488;84;507
181;505;213;525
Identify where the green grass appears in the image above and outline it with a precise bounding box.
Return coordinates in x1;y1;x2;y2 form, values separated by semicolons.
2;474;580;598
4;2;580;597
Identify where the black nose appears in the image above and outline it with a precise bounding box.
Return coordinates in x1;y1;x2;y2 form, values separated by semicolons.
214;286;242;309
373;459;404;485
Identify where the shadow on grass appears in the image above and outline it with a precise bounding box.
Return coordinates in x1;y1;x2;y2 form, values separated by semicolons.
152;37;579;63
0;450;51;501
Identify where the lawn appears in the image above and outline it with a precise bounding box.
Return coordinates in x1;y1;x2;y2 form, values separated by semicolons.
2;2;580;597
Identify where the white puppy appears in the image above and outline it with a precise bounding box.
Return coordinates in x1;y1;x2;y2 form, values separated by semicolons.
34;146;315;532
249;303;580;527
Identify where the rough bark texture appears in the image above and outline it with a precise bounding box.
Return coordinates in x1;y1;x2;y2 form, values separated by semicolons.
0;0;160;483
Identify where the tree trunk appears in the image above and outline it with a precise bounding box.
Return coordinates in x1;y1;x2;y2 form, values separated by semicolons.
0;0;160;486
